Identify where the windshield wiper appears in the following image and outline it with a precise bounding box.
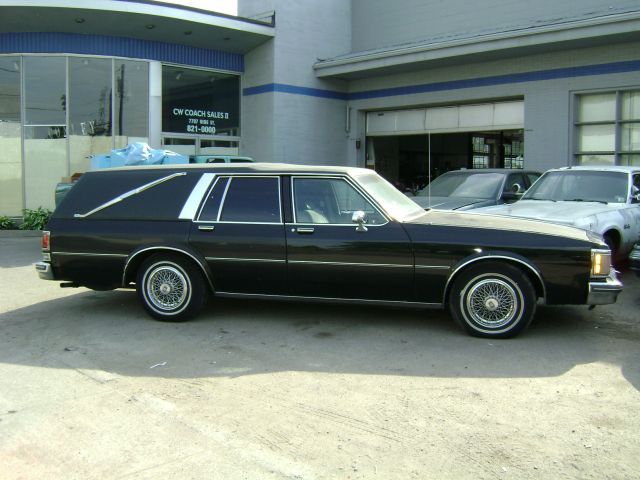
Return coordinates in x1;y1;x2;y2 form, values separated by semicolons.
524;197;556;202
565;198;608;204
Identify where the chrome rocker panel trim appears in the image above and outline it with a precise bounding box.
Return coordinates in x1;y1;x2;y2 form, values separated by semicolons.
215;291;442;308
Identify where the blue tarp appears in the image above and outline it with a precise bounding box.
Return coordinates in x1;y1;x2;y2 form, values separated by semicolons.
90;142;188;169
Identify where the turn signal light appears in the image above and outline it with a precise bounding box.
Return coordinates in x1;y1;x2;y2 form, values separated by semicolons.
591;249;611;277
42;231;50;251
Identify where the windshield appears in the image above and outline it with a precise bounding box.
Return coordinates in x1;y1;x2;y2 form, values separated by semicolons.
352;171;424;221
523;170;628;203
416;172;503;199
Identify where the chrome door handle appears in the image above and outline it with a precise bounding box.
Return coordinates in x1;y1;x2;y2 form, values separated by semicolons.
198;225;215;232
294;227;315;234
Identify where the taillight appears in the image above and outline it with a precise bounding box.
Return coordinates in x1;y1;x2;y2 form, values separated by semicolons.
42;231;50;251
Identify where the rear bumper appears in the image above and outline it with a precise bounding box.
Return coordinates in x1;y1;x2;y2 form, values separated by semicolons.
587;269;623;305
35;262;55;281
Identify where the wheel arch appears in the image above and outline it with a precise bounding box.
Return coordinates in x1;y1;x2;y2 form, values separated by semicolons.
122;246;215;292
443;253;546;305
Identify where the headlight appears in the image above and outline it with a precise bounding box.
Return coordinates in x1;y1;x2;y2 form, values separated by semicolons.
591;249;612;277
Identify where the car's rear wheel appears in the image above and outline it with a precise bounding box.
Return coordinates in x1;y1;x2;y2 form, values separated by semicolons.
136;254;206;322
449;262;536;338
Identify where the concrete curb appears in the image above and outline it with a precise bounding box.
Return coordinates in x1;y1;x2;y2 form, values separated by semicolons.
0;230;43;238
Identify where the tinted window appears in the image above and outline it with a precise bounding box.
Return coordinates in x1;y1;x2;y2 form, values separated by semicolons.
220;177;280;223
198;177;229;221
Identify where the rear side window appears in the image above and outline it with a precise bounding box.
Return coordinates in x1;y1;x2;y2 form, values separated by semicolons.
198;177;230;221
219;177;281;223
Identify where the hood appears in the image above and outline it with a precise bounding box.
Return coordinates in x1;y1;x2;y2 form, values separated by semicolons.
477;200;617;224
411;196;494;210
407;209;595;244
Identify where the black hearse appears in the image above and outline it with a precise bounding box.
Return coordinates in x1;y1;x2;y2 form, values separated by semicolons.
36;164;622;338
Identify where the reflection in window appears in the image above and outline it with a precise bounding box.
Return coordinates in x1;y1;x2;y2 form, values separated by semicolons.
24;57;66;125
115;60;149;147
69;57;113;173
0;57;22;215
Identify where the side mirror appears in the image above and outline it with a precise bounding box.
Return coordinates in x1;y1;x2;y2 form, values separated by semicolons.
352;210;368;232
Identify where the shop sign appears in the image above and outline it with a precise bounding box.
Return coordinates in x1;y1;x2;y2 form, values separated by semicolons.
169;107;230;135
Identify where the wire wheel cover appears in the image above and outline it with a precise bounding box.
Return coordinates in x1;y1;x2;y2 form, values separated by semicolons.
146;265;189;311
465;278;519;328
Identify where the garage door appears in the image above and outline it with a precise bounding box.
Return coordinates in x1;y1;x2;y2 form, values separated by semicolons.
366;101;524;136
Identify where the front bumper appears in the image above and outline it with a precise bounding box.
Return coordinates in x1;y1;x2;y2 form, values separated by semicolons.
587;269;623;305
629;244;640;277
35;262;55;280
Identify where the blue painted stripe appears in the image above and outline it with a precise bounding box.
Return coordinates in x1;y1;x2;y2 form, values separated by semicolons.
243;59;640;101
0;32;243;72
243;82;347;100
243;83;347;99
349;60;640;100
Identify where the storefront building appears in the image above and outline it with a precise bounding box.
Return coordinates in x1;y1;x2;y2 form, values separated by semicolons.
239;0;640;189
0;0;273;216
1;0;640;216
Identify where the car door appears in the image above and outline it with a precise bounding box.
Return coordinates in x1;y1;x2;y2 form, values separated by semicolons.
285;176;414;301
188;175;287;295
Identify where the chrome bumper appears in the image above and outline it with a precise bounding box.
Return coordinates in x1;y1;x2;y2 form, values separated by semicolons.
587;269;623;305
35;262;55;281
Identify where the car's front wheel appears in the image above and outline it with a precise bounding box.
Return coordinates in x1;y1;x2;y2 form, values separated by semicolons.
136;254;207;322
449;262;536;338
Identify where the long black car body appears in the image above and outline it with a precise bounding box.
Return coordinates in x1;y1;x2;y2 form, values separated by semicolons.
36;164;622;338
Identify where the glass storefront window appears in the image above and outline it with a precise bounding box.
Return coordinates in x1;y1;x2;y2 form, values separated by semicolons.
0;57;22;216
23;57;67;211
114;60;149;148
69;57;113;174
162;65;240;137
24;57;66;125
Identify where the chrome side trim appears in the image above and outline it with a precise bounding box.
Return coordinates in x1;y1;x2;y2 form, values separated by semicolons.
215;291;442;308
205;257;286;263
55;252;128;258
288;260;413;268
443;255;547;304
179;173;215;220
74;172;187;218
415;265;451;270
122;246;214;291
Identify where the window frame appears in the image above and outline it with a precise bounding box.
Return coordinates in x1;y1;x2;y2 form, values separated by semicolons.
574;88;640;166
290;175;388;227
195;174;283;225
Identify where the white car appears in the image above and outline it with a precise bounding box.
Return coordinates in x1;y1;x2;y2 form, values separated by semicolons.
476;166;640;258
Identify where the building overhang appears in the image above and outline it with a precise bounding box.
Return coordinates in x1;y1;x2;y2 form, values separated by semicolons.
0;0;274;55
314;11;640;80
